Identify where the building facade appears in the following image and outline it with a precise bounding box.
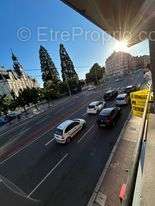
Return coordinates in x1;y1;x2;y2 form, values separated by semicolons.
0;53;37;97
0;68;37;97
105;51;150;75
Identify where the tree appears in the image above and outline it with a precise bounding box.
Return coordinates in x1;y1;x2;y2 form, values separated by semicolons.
86;63;105;85
59;44;81;94
0;95;15;115
39;46;60;86
17;88;40;111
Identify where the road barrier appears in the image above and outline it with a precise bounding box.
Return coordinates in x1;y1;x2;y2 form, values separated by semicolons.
121;89;151;206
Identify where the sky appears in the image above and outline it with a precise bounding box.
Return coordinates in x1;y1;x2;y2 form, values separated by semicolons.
0;0;149;86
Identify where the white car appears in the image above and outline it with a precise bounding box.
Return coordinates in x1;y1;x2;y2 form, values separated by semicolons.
88;86;96;91
54;119;86;144
87;101;105;114
116;93;129;105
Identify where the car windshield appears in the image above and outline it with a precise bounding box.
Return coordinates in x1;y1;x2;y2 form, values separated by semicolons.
116;96;126;100
54;128;63;135
88;105;95;109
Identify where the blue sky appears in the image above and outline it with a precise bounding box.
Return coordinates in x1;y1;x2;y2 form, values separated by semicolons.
0;0;149;86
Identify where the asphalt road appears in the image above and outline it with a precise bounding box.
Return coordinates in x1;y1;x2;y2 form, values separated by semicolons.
0;87;130;206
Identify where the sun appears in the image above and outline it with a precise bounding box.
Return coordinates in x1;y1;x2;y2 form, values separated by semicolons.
114;40;129;52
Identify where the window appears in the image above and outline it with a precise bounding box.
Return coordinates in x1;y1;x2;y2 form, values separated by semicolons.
65;122;76;133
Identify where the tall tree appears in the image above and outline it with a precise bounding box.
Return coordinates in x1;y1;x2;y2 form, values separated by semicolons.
86;63;105;85
59;44;80;94
39;45;60;87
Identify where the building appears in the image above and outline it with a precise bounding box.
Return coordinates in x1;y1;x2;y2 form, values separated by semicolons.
0;53;37;97
105;51;150;75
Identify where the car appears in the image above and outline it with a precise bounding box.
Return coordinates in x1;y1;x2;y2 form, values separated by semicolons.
87;101;106;114
124;85;137;94
88;86;96;91
5;112;21;122
115;78;120;82
0;117;7;127
104;90;118;101
54;119;86;144
97;107;121;127
116;93;129;106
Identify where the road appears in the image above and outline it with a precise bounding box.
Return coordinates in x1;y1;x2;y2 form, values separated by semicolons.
0;87;130;206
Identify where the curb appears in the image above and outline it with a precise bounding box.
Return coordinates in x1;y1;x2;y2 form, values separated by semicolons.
87;112;131;206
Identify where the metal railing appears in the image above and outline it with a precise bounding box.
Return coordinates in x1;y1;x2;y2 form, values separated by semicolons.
122;91;151;206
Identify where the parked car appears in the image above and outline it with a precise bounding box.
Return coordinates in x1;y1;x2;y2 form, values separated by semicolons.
5;112;21;122
116;93;129;106
97;107;121;127
54;119;86;144
88;86;96;91
0;117;7;127
124;85;137;94
104;90;118;101
87;101;106;114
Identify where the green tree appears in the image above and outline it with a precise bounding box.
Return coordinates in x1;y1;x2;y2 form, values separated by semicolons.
60;44;81;94
39;45;60;95
0;95;14;115
86;63;105;85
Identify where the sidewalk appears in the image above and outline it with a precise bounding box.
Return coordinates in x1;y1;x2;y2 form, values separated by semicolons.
88;115;142;206
140;114;155;206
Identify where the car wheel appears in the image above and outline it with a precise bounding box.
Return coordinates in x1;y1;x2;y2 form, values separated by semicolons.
66;137;71;144
112;121;116;127
82;122;86;129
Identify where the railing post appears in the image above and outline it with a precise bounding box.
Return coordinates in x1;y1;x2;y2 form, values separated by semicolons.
149;24;155;99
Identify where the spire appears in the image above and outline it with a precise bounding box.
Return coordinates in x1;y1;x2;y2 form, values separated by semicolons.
11;51;23;76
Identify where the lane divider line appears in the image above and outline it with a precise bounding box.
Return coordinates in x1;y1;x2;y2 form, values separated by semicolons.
78;124;96;144
0;128;53;165
27;153;68;198
45;138;55;146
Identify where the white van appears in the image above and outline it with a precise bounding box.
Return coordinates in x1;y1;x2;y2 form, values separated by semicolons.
116;93;129;106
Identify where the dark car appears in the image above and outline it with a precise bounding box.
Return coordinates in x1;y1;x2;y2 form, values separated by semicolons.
97;107;121;127
124;85;137;94
0;117;7;127
5;112;21;122
104;90;118;101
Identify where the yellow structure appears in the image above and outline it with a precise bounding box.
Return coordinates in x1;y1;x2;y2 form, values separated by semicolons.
130;89;150;117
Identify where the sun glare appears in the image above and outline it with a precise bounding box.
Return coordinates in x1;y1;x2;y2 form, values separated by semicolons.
114;40;129;52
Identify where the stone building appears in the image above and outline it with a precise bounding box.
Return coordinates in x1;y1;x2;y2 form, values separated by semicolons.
0;53;37;97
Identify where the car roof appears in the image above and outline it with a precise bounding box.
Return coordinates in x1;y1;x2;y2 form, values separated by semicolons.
105;89;115;94
100;107;115;115
89;101;100;106
117;93;127;98
57;120;74;130
126;85;133;88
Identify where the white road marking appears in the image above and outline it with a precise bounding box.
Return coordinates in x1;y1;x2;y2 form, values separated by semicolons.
0;112;46;137
45;138;55;146
27;153;68;198
35;118;46;125
82;112;87;117
0;127;53;165
78;124;96;143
